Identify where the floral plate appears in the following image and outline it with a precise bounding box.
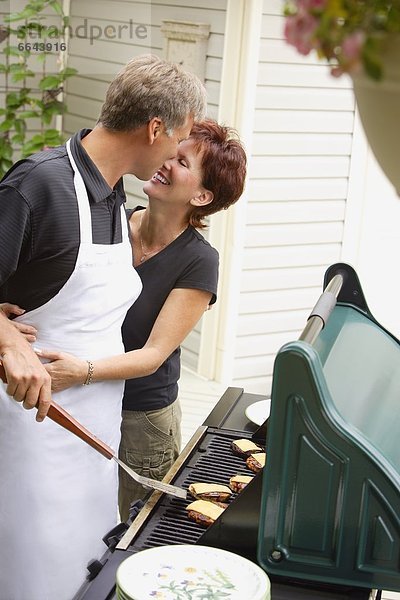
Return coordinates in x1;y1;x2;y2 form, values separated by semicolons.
116;544;271;600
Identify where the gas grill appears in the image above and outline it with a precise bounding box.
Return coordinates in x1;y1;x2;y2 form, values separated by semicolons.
74;263;400;600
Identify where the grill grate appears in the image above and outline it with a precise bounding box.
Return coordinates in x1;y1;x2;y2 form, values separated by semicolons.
130;431;261;550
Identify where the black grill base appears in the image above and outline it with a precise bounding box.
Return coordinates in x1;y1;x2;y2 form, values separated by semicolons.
73;389;372;600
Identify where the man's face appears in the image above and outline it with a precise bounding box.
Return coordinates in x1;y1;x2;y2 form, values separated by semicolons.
136;114;194;181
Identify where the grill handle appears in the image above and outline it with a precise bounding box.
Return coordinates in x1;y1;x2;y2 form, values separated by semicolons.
299;273;344;345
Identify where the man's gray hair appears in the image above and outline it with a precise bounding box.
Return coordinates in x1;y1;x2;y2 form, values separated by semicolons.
98;54;207;133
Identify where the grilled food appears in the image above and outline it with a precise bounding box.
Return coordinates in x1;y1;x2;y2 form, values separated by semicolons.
246;452;266;473
186;499;225;527
229;474;253;493
231;438;264;457
188;482;232;503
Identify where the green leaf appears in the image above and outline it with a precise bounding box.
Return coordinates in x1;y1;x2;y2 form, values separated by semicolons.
12;72;29;82
362;42;383;81
6;93;20;108
18;110;40;119
14;120;27;135
3;45;26;57
42;100;65;115
44;128;62;143
0;140;13;160
41;111;52;125
0;159;14;178
11;133;25;144
5;7;39;22
22;134;46;156
36;52;49;62
0;119;14;132
49;1;63;16
10;69;35;83
59;66;78;78
9;63;25;72
39;75;62;90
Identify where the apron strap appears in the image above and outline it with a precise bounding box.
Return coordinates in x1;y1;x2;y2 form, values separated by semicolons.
67;139;129;245
66;139;92;244
120;204;130;243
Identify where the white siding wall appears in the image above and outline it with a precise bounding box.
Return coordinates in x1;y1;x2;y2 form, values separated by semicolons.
229;0;356;394
64;0;227;371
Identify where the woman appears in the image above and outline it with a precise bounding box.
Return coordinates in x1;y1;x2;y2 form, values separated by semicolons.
15;120;247;521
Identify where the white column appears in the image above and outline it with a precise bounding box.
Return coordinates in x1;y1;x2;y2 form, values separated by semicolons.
197;0;263;383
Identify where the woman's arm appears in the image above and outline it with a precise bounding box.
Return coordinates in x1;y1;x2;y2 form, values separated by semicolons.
40;288;212;392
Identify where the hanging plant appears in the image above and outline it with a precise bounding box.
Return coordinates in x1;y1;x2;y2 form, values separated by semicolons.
283;1;400;80
0;0;77;177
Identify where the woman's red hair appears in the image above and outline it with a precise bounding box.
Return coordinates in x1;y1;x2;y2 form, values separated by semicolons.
188;119;247;229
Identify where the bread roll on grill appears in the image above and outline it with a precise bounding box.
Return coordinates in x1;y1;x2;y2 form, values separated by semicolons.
186;499;225;527
231;438;264;457
188;482;232;503
246;452;266;473
229;474;253;493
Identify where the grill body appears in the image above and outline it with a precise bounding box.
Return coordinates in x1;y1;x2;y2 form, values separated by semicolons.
259;264;400;592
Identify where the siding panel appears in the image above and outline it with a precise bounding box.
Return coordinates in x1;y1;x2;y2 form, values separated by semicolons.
247;178;349;201
231;0;355;394
252;132;353;155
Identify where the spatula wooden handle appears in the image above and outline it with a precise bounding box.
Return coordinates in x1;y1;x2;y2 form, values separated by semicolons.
47;401;115;460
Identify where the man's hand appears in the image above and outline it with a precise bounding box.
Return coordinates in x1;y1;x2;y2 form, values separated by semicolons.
0;303;37;342
0;312;51;421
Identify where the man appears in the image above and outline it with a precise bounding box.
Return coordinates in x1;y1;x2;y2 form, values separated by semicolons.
0;54;206;600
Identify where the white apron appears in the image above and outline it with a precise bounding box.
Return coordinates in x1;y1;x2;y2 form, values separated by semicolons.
0;140;142;600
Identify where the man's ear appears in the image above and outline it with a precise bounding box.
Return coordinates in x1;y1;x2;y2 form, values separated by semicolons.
190;190;214;207
147;117;163;144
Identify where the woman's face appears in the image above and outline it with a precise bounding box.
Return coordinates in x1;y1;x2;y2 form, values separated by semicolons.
143;138;205;206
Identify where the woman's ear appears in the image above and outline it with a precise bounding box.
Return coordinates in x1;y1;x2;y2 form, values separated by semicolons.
147;117;163;144
190;190;214;207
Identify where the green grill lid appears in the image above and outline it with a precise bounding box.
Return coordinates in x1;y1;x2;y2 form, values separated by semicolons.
258;263;400;592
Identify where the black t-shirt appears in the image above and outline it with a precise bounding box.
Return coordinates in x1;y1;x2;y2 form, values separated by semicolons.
122;207;219;412
0;130;125;310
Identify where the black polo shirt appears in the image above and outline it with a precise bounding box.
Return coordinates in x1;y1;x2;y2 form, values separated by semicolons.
0;129;126;311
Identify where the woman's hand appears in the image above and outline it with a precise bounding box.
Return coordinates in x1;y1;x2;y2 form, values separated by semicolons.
0;303;37;343
36;349;88;392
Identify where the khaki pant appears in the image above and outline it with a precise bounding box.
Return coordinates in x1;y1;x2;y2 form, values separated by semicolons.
118;399;182;521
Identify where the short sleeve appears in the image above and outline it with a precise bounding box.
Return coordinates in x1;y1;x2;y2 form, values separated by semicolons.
174;242;219;305
0;185;31;286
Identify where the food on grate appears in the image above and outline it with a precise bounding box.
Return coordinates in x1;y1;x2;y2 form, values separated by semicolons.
229;474;253;493
246;452;266;473
188;482;232;503
231;438;264;457
186;499;225;527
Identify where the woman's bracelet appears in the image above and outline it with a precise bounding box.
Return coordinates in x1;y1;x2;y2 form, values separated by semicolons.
83;360;94;385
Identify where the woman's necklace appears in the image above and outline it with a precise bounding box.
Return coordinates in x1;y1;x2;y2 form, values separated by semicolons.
138;212;187;263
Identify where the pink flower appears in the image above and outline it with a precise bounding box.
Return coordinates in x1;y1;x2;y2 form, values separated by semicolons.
332;30;365;76
297;0;327;10
284;12;319;55
341;30;365;61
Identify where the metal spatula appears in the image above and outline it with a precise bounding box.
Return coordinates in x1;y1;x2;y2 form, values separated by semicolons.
46;400;187;499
